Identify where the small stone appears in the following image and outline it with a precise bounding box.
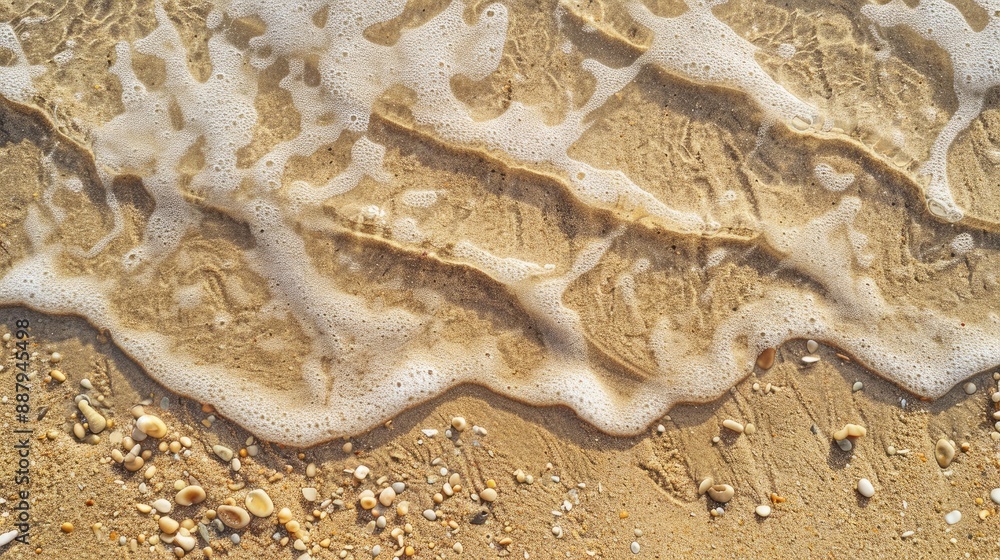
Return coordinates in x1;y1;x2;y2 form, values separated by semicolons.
77;399;107;433
697;477;714;495
135;415;167;438
755;505;771;518
451;417;468;431
453;542;463;554
152;499;172;513
50;351;62;363
990;488;1000;505
246;489;274;517
306;463;317;478
50;369;66;383
80;378;93;390
423;509;437;521
944;510;962;525
159;516;179;534
354;465;370;480
359;490;377;510
342;441;353;453
935;439;956;468
743;423;756;435
302;487;318;502
480;488;498;502
722;419;744;433
707;484;734;503
392;482;405;494
379;487;396;507
857;478;874;498
421;429;438;438
630;542;640;554
963;382;977;395
213;445;234;462
61;522;73;533
832;423;866;441
806;340;818;353
756;348;775;369
176;486;206;506
852;381;863;392
801;355;820;364
372;544;381;557
217;506;251;529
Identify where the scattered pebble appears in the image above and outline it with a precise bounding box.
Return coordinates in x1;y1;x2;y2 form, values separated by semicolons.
963;382;977;395
801;355;820;365
832;423;866;441
176;485;206;506
806;339;818;353
152;498;172;513
857;478;875;498
756;348;775;370
707;484;734;503
836;439;853;452
935;439;956;468
743;423;756;436
354;465;370;480
630;541;640;554
246;489;274;517
944;510;962;525
302;487;318;502
451;417;468;431
60;522;73;533
213;445;234;462
421;429;438;438
50;369;66;383
480;488;498;502
217;505;251;529
722;419;744;434
135;415;167;438
0;530;17;547
755;505;771;518
697;477;714;495
379;487;396;507
852;381;863;392
991;488;1000;505
423;509;437;521
901;530;915;538
80;378;93;390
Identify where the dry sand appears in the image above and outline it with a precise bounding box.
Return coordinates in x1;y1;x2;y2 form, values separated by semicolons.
1;0;1000;558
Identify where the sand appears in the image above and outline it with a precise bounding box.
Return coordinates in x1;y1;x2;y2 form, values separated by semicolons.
2;0;1000;558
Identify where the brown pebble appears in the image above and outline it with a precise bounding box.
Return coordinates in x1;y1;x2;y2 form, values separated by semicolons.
60;523;73;533
756;348;776;370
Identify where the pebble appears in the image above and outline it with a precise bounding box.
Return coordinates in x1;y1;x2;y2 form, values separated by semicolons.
901;531;915;539
80;378;93;390
217;505;251;529
836;439;853;451
991;488;1000;505
379;487;396;507
78;399;107;433
372;544;381;557
630;542;640;554
935;439;956;468
135;415;167;438
392;482;406;494
354;465;370;480
158;516;179;534
480;488;498;502
743;423;756;435
359;490;377;510
176;485;206;506
306;463;317;478
756;348;775;369
421;429;438;438
451;417;468;431
963;382;977;394
453;542;463;554
806;339;818;353
722;419;744;434
423;509;437;521
852;381;863;392
801;355;820;364
857;478;875;498
61;522;73;533
697;477;714;495
0;530;17;547
832;423;866;441
302;487;318;502
707;484;734;503
213;445;234;462
246;489;274;517
50;351;62;363
755;505;771;518
152;498;172;513
342;441;353;453
50;369;66;383
944;510;962;525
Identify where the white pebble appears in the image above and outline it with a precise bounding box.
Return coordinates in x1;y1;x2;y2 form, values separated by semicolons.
852;381;863;392
945;510;962;525
857;478;874;498
354;465;370;480
372;544;381;557
990;488;1000;505
630;542;640;554
152;498;172;513
901;530;915;538
423;509;437;521
722;419;744;433
302;488;318;502
755;505;771;518
806;340;818;353
963;382;977;395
